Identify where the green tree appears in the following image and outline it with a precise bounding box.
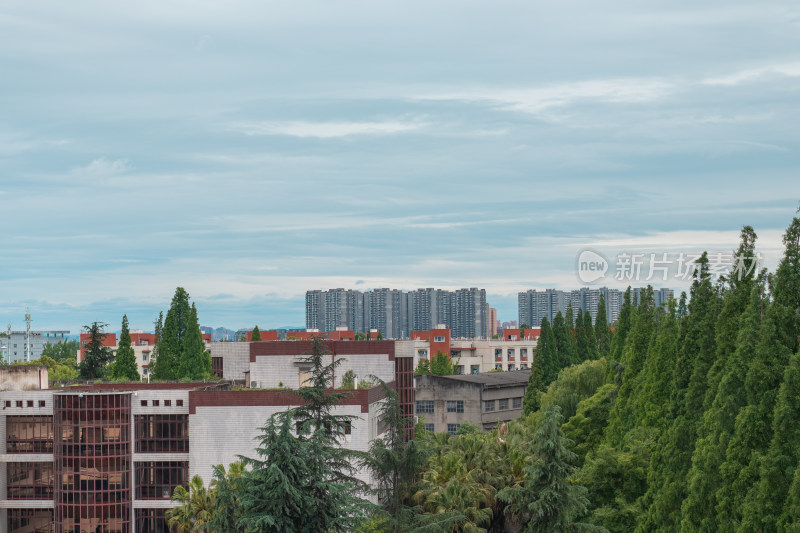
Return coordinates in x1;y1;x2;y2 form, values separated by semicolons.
207;462;246;533
430;351;455;376
594;294;611;359
497;407;598;532
414;358;431;375
167;474;215;532
112;314;140;381
251;325;262;341
41;339;79;366
78;322;114;379
180;303;211;379
536;316;560;387
340;369;356;389
552;311;576;370
236;336;370;532
609;288;633;364
152;288;210;380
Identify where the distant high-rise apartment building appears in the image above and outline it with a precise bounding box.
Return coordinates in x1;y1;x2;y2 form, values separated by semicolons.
518;286;673;326
306;287;490;339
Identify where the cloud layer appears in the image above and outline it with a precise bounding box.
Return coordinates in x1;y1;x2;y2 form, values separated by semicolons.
0;0;798;333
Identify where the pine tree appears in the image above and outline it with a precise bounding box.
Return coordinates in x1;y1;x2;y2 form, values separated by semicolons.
583;310;598;361
152;288;210;380
179;303;211;379
610;288;633;363
552;312;575;370
251;326;262;341
236;336;370;532
535;317;560;387
78;322;114;379
496;407;594;532
681;229;759;531
771;215;800;354
595;293;611;359
741;349;800;531
112;314;140;381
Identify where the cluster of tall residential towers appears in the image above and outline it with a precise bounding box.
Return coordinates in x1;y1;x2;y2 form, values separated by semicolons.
306;286;674;339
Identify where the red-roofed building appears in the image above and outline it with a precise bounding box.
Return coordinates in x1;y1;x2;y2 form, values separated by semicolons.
245;330;279;342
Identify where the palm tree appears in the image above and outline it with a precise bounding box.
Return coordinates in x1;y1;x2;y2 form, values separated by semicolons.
167;475;216;532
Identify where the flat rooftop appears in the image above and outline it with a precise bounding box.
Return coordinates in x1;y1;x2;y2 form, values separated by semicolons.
426;370;532;388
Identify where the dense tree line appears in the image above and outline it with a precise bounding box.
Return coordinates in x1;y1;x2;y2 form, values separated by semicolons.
166;213;800;532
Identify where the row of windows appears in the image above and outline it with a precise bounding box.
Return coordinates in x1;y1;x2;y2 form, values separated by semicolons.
139;399;183;407
494;363;528;371
4;399;47;408
416;400;434;414
494;348;530;362
484;397;523;412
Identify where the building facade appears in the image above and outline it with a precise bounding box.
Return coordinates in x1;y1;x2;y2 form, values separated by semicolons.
415;371;531;433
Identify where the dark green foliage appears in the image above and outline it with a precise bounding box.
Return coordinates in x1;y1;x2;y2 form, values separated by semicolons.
207;462;246;533
236;336;370;532
595;294;611;358
112;314;140;381
609;288;633;363
251;325;262;341
563;383;617;466
151;288;210;380
553;312;576;371
180;303;211;379
536;317;560;387
78;322;114;379
414;358;431;375
497;407;597;532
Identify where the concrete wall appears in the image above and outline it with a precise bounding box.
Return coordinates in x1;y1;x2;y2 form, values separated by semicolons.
207;342;250;382
0;367;48;391
249;353;395;389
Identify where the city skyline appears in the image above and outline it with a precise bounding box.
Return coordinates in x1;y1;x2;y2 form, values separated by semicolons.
1;0;797;336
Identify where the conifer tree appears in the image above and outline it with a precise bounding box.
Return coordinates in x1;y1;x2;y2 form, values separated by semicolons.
112;314;140;381
497;407;595;532
609;288;633;363
251;325;262;341
583;310;598;361
180;303;211;379
237;336;370;531
594;294;611;359
741;349;800;531
78;321;114;379
534;317;559;387
552;311;575;370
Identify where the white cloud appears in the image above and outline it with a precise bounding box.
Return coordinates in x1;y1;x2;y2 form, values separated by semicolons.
73;157;131;176
231;120;427;138
415;78;674;115
703;61;800;86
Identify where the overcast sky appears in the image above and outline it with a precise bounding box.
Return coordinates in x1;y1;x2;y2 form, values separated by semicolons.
1;0;799;334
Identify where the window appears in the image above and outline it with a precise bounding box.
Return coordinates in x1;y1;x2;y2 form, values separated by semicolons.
26;400;33;408
484;400;495;412
38;400;46;407
471;365;480;374
6;415;54;453
508;364;516;371
152;400;160;407
338;421;352;435
507;349;515;361
520;348;528;361
446;400;464;413
135;509;168;533
16;400;23;407
7;462;54;499
417;349;428;358
447;423;461;436
423;423;435;432
5;400;10;408
495;364;503;370
7;509;53;533
212;356;223;378
164;400;172;407
434;336;445;342
416;400;434;414
455;365;464;375
499;399;509;410
176;399;183;407
495;349;502;362
513;397;522;409
135;414;189;453
141;400;148;407
520;363;528;369
142;352;149;361
135;461;189;499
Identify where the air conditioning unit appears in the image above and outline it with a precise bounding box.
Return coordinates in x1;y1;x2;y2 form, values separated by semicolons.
250;381;259;389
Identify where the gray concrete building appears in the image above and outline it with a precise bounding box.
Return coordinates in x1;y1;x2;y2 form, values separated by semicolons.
415;371;531;434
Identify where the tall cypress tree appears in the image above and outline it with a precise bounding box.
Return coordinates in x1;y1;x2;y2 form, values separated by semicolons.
79;322;114;379
583;310;598;361
180;303;211;379
251;326;262;341
681;228;759;531
610;288;633;363
741;349;800;531
112;314;140;381
553;311;576;369
595;293;611;359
